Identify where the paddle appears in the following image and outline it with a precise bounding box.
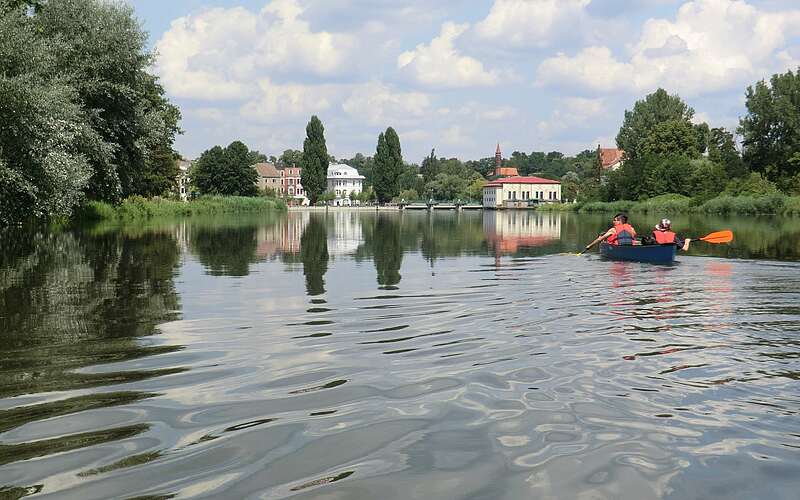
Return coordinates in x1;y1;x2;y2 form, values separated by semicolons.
694;230;733;244
577;234;606;255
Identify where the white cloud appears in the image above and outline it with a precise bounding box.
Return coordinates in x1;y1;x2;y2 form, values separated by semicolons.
476;0;592;48
536;0;800;96
341;82;431;126
537;97;607;136
155;0;355;100
397;22;501;88
442;125;468;145
240;79;332;121
479;106;519;121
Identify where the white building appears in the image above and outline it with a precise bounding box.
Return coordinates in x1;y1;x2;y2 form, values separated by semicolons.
327;163;364;206
176;159;191;201
482;176;562;209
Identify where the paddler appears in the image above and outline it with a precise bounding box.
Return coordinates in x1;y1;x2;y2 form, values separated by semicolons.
581;213;637;253
652;218;691;251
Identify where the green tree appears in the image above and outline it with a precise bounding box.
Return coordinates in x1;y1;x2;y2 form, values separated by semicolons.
640;120;702;158
739;68;800;185
300;116;328;204
373;127;403;203
192;141;259;196
33;0;180;201
420;149;440;183
278;149;303;168
708;127;746;178
616;88;695;159
689;158;727;201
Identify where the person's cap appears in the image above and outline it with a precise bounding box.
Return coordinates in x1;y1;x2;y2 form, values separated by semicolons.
655;218;671;230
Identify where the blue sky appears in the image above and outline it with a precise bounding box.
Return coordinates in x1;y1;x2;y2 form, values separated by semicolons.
128;0;800;162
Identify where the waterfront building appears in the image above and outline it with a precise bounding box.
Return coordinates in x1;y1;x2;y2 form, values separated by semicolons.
279;166;308;205
253;162;281;193
482;176;562;208
326;163;365;206
598;146;625;171
176;159;191;201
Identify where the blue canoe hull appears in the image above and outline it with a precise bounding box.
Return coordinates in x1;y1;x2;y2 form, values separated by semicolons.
599;242;676;263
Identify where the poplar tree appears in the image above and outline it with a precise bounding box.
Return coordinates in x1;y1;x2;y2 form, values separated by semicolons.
373;127;403;203
300;116;329;204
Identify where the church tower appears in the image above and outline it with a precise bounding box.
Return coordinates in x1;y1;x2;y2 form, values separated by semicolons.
495;143;502;170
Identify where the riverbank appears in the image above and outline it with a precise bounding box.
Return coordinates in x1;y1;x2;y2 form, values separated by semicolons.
537;193;800;216
76;195;287;221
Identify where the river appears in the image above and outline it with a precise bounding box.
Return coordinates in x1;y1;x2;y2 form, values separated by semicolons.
1;210;799;499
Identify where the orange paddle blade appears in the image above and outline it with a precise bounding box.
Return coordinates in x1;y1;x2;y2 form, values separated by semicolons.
699;230;733;244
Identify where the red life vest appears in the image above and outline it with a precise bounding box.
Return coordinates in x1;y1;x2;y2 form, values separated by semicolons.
653;230;676;244
608;223;636;245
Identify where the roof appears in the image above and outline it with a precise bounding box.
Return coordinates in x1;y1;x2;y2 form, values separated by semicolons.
327;163;365;179
484;176;561;187
599;148;625;168
252;162;280;178
494;166;519;177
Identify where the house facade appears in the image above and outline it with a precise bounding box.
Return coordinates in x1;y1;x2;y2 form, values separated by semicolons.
279;166;308;205
326;163;364;206
482;176;562;208
253;163;281;192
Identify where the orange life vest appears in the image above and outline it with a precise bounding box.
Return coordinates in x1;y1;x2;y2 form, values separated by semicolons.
608;223;636;246
653;230;676;244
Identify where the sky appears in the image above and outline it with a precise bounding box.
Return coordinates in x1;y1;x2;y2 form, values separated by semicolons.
127;0;800;162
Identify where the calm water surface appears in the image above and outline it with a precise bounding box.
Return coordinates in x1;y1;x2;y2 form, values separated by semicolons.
1;210;799;499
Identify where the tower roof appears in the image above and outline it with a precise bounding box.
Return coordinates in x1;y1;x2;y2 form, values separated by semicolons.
496;143;501;155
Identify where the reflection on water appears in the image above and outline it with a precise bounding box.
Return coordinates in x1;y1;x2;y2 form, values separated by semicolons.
1;211;800;499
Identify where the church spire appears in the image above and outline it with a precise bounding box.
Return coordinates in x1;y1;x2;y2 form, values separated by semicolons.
495;143;502;170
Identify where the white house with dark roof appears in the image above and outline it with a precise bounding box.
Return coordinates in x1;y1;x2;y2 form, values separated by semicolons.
326;163;364;206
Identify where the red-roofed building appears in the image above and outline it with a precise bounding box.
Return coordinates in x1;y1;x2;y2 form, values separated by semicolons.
482;176;561;208
488;143;520;178
598;147;625;171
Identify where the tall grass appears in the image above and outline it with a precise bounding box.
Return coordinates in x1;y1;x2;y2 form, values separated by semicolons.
536;193;800;216
75;195;287;222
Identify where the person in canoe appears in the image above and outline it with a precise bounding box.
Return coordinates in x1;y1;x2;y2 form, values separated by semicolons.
651;218;691;251
582;213;637;252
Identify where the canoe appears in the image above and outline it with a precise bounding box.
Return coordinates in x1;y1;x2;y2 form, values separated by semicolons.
599;242;676;263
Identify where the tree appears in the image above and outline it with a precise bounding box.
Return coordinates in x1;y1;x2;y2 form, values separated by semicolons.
420;149;440;182
373;215;402;287
739;69;800;185
300;116;328;204
192;141;259;196
373;127;403;203
616;88;695;160
708;127;746;178
277;149;303;168
640;120;702;158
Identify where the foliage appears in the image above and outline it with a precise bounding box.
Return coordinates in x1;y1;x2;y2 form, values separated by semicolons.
396;189;419;202
277;149;303;168
606;154;694;201
640;120;702;158
740;68;800;184
0;0;180;225
192;141;259;197
373;127;403;203
616;88;696;160
300;215;328;296
74;195;286;221
300;116;328;205
699;194;786;215
722;172;780;196
707;127;746;178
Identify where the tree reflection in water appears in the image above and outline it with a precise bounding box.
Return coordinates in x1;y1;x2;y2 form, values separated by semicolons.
373;214;403;288
300;214;329;296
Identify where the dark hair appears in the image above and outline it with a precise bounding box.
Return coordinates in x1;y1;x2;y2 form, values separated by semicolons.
613;213;628;224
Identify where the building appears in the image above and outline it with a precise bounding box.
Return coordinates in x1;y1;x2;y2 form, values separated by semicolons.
488;143;519;178
327;163;365;206
253;163;281;192
279;166;308;205
176;159;191;201
598;146;625;171
482;176;562;208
